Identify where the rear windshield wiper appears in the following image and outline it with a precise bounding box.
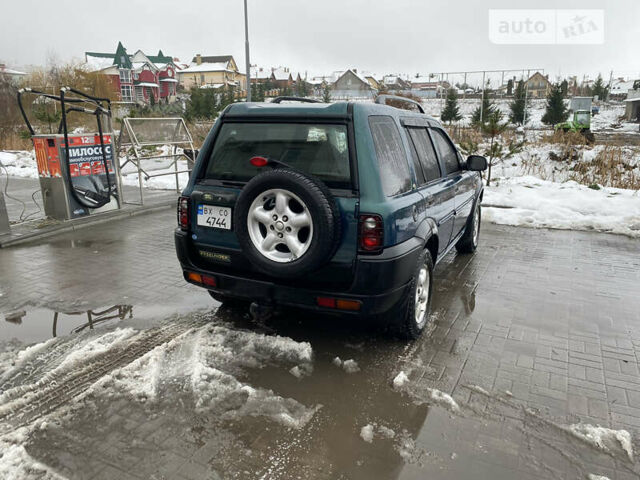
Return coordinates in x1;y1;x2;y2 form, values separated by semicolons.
220;180;246;188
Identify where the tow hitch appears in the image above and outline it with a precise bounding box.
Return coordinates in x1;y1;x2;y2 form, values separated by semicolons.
250;301;275;322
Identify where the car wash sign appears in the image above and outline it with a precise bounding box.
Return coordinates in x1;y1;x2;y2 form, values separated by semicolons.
60;135;115;178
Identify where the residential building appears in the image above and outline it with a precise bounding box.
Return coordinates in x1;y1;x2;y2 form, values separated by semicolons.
0;64;27;85
525;71;551;98
382;75;411;91
332;69;376;99
178;55;246;91
625;88;640;121
249;66;272;85
85;42;179;104
270;67;293;88
610;78;637;99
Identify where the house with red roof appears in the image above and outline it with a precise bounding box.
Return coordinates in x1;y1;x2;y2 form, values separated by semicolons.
84;42;179;105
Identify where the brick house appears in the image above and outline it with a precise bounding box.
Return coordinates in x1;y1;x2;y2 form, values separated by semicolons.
85;42;179;104
525;71;551;98
178;55;246;92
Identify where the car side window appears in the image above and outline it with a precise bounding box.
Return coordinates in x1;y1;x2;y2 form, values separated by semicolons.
430;128;461;175
404;128;426;185
407;127;442;183
369;116;412;196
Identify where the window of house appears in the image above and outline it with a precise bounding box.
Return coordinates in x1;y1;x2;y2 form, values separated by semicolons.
119;69;131;83
430;128;461;175
369;116;411;196
407;127;442;183
120;85;132;102
200;74;205;84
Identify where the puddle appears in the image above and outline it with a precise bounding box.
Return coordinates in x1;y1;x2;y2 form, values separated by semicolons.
0;295;214;345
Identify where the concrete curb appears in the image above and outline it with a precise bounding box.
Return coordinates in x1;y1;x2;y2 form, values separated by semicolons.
0;200;174;248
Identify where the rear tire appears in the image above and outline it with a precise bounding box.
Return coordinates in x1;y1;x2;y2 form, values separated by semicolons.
456;202;480;254
383;249;434;340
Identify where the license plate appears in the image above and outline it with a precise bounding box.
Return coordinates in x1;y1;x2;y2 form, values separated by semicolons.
197;205;232;230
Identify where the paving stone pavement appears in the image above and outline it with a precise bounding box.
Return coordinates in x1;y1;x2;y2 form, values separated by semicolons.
1;209;639;479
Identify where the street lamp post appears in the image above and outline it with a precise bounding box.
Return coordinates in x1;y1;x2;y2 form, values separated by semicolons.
244;0;251;102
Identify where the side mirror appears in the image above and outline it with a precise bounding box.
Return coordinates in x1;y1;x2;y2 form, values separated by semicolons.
466;155;487;171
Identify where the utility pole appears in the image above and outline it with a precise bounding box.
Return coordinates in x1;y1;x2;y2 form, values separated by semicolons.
244;0;251;102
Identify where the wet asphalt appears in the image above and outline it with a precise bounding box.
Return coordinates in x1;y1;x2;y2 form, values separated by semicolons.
1;209;640;480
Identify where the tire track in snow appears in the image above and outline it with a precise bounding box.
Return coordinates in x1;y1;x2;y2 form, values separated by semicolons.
0;319;203;433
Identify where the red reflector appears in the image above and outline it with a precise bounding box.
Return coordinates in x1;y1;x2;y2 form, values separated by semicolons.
250;156;268;167
317;297;336;308
201;275;216;287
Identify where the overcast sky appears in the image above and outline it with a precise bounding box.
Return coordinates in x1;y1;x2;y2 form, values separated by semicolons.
1;0;638;84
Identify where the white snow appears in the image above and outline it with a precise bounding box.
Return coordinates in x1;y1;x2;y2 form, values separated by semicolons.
426;388;460;413
0;148;192;191
587;475;610;480
392;371;410;390
0;428;66;480
97;325;317;429
342;359;360;373
360;424;374;443
566;423;633;462
0;151;38;179
359;423;396;444
484;176;640;237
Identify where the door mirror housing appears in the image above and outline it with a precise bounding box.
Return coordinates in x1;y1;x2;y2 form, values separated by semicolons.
466;155;488;171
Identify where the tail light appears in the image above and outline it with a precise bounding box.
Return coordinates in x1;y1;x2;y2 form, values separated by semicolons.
358;214;383;253
178;196;189;230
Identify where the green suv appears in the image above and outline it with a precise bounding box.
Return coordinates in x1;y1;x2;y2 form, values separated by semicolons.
175;97;487;339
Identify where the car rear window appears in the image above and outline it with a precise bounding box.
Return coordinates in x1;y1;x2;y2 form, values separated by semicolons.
204;123;351;189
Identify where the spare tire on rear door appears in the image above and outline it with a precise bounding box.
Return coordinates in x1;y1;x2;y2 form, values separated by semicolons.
233;168;341;278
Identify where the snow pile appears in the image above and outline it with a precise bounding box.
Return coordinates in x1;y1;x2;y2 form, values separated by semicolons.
359;423;397;444
426;388;460;413
392;371;459;413
587;475;610;480
101;325;317;429
0;429;65;480
392;371;410;389
360;424;374;443
332;357;360;373
484;176;640;237
56;328;137;372
566;423;633;462
342;359;360;373
0;151;38;178
0;147;192;191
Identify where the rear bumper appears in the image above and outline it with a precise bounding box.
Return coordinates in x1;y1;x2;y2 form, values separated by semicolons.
175;229;422;316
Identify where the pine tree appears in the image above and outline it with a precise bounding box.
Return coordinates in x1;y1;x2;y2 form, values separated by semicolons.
322;82;332;103
541;83;569;126
509;80;528;125
506;79;514;96
481;110;524;186
441;88;462;124
592;74;607;100
471;89;495;126
296;80;310;97
560;79;568;96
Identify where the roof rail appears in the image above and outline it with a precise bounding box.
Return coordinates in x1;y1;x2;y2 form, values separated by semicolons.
272;96;320;104
375;94;425;114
